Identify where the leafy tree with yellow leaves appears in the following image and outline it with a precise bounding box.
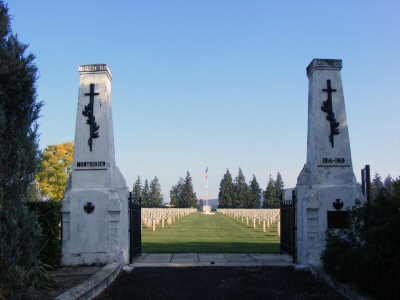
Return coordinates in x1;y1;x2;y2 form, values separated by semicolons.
36;142;74;201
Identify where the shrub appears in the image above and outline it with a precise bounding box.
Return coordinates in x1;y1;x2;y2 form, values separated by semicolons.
32;243;55;292
0;203;42;299
321;180;400;299
26;201;63;268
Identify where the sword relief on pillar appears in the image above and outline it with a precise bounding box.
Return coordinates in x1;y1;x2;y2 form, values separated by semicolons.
321;79;340;148
82;83;100;151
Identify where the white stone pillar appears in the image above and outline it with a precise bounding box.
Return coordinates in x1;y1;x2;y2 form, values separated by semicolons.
296;59;361;266
61;64;129;266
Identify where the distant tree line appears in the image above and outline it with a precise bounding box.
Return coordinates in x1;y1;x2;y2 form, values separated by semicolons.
369;173;397;201
169;171;199;208
132;176;163;207
131;171;199;208
218;168;284;208
262;172;284;208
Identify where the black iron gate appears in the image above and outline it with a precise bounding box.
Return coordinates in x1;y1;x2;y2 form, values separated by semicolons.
280;190;296;262
129;192;142;263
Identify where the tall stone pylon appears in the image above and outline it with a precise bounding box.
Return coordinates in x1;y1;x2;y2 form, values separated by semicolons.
61;64;129;266
296;59;361;266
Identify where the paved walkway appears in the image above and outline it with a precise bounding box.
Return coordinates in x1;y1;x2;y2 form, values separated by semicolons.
130;253;294;267
53;254;295;299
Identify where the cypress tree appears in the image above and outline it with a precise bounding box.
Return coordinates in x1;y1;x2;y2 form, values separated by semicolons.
149;176;163;207
370;173;384;202
249;175;261;208
142;179;150;207
0;2;43;298
132;175;142;203
275;172;285;203
383;174;395;198
218;169;235;208
263;175;277;208
234;168;249;208
182;171;198;208
170;172;198;208
170;177;184;207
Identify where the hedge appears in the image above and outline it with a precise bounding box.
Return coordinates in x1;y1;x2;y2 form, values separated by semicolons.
321;188;400;299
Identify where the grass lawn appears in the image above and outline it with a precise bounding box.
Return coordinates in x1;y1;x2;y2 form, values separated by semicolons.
142;211;280;253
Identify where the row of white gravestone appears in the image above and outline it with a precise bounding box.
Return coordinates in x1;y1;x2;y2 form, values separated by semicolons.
142;208;197;231
217;208;280;234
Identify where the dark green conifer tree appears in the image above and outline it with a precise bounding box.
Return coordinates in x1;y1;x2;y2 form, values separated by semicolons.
218;169;235;208
275;172;285;203
370;173;384;201
0;2;43;297
249;175;261;208
132;175;142;203
170;177;184;207
170;172;198;208
234;168;249;207
263;175;277;208
182;171;198;208
383;174;395;198
370;173;398;201
141;179;150;207
149;176;163;207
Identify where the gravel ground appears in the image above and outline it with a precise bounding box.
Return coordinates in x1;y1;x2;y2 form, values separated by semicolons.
94;266;346;300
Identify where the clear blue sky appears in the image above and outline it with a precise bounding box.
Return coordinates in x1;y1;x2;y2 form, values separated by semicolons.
9;1;400;202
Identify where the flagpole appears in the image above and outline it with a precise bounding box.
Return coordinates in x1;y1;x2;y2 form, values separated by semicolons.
206;176;209;207
205;167;209;209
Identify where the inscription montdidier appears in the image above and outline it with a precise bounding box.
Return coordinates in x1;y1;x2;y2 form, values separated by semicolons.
76;161;106;168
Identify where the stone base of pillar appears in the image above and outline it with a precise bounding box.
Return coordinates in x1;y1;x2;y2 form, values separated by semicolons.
61;170;129;266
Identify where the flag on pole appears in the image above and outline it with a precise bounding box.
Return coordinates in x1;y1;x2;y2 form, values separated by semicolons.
205;167;208;179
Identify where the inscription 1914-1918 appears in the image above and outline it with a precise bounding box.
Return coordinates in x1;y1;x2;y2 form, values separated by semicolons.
318;157;350;168
322;157;345;164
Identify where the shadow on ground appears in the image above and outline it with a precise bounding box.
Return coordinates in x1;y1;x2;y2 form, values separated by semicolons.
143;242;280;253
95;266;346;300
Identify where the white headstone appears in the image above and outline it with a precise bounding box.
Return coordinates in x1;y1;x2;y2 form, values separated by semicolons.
61;64;129;266
296;59;362;266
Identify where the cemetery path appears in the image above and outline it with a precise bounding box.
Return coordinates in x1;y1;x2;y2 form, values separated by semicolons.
94;266;346;300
